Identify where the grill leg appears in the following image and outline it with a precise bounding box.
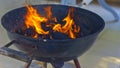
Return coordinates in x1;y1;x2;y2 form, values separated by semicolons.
24;58;33;68
43;62;47;68
73;58;81;68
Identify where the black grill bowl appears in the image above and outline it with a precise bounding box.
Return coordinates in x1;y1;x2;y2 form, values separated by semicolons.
1;4;105;62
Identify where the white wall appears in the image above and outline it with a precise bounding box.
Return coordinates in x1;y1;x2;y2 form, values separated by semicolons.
0;0;25;10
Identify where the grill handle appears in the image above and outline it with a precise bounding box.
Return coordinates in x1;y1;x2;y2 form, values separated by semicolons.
0;40;31;63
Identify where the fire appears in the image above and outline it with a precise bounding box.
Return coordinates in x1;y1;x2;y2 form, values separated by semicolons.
24;4;49;35
44;6;52;19
24;3;80;39
53;8;80;39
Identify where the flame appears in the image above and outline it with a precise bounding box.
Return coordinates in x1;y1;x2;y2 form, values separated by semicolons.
24;3;80;39
44;6;52;19
44;6;57;23
24;4;49;36
53;8;80;39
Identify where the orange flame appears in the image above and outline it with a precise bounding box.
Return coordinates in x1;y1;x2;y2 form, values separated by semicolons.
53;8;80;39
24;4;49;35
44;6;52;19
44;6;57;23
24;3;80;39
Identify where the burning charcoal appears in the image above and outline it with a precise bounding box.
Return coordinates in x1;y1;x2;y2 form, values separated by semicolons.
41;23;49;31
25;28;36;36
52;32;69;40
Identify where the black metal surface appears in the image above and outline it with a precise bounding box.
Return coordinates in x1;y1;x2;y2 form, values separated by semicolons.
25;57;33;68
74;58;81;68
4;40;16;47
1;4;105;62
0;45;31;62
51;62;64;68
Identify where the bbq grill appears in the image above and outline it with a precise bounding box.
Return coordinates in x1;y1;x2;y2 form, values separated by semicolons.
0;4;105;68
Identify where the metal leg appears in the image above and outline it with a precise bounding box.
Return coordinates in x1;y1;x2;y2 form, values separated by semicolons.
4;40;16;47
73;58;81;68
0;40;35;68
25;57;33;68
43;62;47;68
25;46;38;68
0;41;31;62
98;0;120;21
